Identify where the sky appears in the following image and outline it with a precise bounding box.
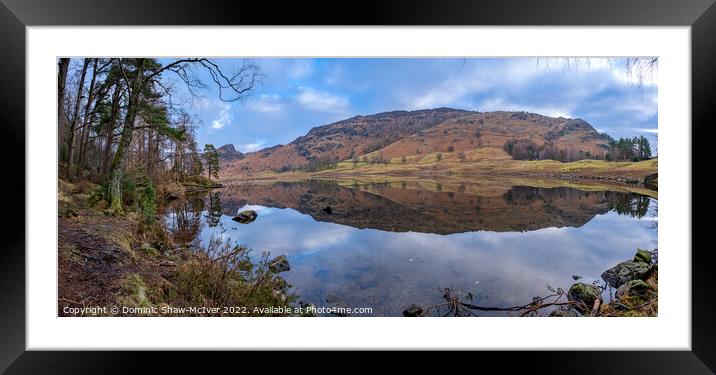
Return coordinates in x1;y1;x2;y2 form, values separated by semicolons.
159;58;658;154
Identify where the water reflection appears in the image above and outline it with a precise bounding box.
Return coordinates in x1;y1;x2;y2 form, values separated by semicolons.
164;180;657;316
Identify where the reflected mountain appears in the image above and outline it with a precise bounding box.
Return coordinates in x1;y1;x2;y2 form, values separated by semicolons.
162;179;656;316
214;180;649;234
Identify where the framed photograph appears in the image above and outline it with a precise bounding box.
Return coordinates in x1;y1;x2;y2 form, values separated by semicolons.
2;0;715;372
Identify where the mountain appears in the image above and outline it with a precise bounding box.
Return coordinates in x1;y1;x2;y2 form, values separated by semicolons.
217;144;244;161
220;108;470;175
371;111;612;160
219;108;614;177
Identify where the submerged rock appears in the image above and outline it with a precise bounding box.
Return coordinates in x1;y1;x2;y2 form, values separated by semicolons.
403;304;424;317
549;305;583;317
268;255;291;273
232;209;257;224
601;261;652;288
634;249;652;264
567;282;602;311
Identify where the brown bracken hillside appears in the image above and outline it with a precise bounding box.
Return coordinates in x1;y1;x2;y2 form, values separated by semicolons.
219;109;614;178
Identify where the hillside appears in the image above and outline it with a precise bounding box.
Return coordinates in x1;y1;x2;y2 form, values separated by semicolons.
371;111;612;161
220;108;471;175
219;109;625;179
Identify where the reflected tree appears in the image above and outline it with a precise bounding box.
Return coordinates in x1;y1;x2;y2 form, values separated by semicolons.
605;192;651;218
206;192;222;228
168;197;204;247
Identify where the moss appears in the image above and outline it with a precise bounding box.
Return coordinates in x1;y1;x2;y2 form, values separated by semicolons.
139;243;159;258
567;282;602;312
634;249;652;264
117;274;153;310
601;268;658;317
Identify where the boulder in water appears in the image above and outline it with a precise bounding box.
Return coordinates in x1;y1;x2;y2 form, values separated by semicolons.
402;304;424;317
601;261;652;288
268;255;290;273
567;282;602;311
232;209;257;224
616;279;651;300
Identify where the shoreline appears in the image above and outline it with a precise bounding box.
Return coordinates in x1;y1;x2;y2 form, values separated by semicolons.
220;172;658;199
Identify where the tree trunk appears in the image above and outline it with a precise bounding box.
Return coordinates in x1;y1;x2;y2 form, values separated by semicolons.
57;58;70;157
108;58;145;214
66;58;89;179
76;58;99;177
102;83;121;177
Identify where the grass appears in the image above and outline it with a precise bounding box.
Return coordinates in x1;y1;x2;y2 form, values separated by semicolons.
239;158;658;198
249;147;659;184
58;176;299;317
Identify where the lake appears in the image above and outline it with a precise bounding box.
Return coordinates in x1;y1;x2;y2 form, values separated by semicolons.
163;179;657;316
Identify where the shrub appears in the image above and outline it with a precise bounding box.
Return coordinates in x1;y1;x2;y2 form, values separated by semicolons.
139;182;157;225
162;236;296;316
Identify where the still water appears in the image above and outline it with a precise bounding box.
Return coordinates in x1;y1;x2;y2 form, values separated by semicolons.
164;179;657;316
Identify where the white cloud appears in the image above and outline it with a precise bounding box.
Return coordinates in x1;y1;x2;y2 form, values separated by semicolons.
238;140;267;153
403;59;556;110
296;87;349;113
288;60;314;79
633;128;659;134
246;94;283;113
211;103;232;129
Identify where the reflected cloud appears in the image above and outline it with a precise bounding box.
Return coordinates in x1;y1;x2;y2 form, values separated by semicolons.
163;180;657;316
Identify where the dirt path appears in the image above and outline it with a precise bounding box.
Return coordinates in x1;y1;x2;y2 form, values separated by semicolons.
58;203;175;316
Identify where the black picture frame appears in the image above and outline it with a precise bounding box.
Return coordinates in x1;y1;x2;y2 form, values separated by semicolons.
1;0;714;373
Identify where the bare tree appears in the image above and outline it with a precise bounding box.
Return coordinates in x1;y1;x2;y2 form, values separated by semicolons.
537;57;658;87
106;58;260;214
65;58;89;178
57;58;70;152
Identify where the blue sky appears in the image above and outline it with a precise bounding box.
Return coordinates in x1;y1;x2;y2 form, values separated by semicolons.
159;58;658;153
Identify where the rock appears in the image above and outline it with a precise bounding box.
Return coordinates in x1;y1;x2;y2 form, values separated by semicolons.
616;279;651;300
634;249;652;264
403;304;424;317
567;282;602;311
217;144;245;161
549;305;583;317
322;206;332;214
268;255;290;273
232;209;257;224
601;261;652;288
